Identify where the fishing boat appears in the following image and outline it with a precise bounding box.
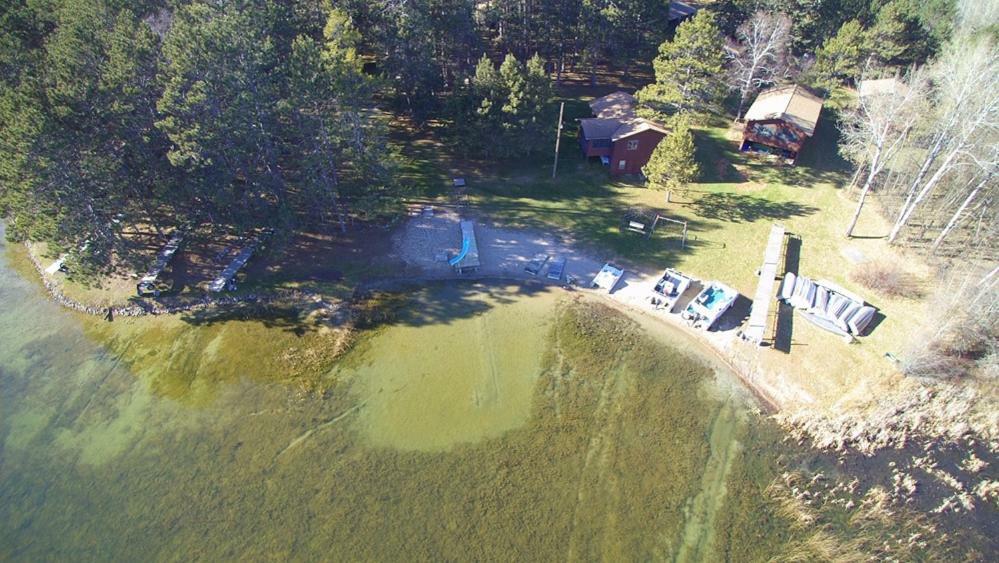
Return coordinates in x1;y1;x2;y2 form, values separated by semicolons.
591;263;624;292
649;268;693;313
682;281;738;330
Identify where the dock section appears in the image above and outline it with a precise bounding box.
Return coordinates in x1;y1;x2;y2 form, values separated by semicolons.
137;232;184;296
744;223;786;345
209;230;271;292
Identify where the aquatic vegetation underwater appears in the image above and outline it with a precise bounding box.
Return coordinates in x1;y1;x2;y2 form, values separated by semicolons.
1;256;982;560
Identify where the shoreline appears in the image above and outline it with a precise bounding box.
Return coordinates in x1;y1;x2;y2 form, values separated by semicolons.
12;223;997;534
17;219;784;414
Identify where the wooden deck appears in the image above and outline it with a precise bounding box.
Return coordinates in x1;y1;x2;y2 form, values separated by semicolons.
744;224;786;345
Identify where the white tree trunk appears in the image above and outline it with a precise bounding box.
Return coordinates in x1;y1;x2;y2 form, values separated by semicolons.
931;174;990;251
845;157;879;237
888;141;958;243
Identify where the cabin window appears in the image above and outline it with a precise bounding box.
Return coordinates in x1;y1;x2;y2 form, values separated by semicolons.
618;160;626;170
627;139;639;151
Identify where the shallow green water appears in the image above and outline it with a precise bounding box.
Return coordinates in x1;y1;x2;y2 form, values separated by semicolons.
0;233;800;561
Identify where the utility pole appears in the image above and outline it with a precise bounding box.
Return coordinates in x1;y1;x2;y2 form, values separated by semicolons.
551;101;565;179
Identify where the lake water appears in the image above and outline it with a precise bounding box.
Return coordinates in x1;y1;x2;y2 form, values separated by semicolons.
0;232;799;560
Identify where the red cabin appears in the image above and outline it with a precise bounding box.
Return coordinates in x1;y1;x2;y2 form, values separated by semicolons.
578;91;670;176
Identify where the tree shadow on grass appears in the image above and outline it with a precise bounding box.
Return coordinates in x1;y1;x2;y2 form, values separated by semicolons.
687;193;818;223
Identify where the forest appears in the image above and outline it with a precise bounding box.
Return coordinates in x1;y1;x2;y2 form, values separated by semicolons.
0;0;993;277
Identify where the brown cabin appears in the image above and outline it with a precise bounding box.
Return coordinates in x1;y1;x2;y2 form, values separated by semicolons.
578;91;670;175
740;85;824;164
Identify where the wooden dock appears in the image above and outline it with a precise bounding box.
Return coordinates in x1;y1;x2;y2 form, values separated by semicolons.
744;224;786;345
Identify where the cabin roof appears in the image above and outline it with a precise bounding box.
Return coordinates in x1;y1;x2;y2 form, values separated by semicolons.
579;118;624;140
611;118;670;141
582;91;668;142
744;84;824;136
668;1;698;21
580;117;669;141
858;77;909;98
589;91;636;119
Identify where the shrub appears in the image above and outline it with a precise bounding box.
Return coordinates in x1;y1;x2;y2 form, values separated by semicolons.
851;261;920;298
901;266;998;380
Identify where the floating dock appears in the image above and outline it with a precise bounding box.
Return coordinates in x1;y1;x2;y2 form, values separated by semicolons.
137;232;184;296
209;231;271;292
744;223;786;345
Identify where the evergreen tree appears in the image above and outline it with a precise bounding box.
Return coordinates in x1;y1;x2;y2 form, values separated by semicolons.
867;0;937;67
499;53;527;153
808;20;869;90
521;54;554;153
636;11;725;117
156;0;287;225
454;52;551;158
1;1;167;273
642;117;700;199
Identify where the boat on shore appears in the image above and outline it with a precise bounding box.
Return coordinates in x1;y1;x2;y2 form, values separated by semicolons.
649;268;693;313
682;281;738;330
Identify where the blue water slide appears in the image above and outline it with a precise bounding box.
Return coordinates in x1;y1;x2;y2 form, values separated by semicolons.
448;231;471;267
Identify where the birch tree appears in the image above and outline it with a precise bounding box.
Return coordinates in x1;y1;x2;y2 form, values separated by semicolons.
887;36;999;244
930;145;997;252
839;67;926;238
727;11;791;120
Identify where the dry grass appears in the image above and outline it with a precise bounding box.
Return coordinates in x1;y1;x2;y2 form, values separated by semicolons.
901;266;998;380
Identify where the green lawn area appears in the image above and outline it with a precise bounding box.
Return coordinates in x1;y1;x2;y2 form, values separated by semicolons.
457;102;853;296
398;94;929;409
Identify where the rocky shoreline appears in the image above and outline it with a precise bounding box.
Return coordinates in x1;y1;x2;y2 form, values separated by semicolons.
22;241;288;318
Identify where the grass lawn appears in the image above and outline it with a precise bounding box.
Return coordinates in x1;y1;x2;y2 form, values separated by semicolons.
399;92;931;410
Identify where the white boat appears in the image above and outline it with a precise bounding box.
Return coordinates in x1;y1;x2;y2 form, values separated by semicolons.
591;263;624;292
649;268;693;312
682;281;738;330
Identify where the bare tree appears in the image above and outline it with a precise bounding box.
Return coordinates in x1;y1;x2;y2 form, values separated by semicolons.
957;0;999;35
931;144;998;251
727;11;791;120
840;67;926;238
887;36;999;244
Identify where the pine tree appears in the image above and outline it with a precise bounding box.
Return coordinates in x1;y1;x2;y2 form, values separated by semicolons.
1;2;168;274
809;20;869;90
470;54;503;153
157;0;287;225
636;11;725;117
458;52;551;158
499;53;527;154
521;54;554;153
642;118;700;200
